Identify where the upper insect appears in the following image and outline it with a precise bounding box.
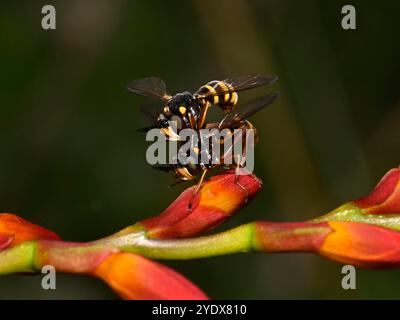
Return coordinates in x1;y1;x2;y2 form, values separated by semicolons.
126;74;278;138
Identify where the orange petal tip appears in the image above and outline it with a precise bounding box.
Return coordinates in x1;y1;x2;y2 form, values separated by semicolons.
0;213;60;248
94;253;209;300
320;221;400;268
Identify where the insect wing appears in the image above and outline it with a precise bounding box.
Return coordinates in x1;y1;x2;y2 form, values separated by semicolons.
195;74;278;100
139;103;161;123
224;74;278;91
126;76;171;102
217;93;279;130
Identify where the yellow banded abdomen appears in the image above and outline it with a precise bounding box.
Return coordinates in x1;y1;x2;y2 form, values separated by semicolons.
195;80;238;113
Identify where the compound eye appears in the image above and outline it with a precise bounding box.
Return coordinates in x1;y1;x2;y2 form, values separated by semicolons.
179;105;187;115
163;106;171;116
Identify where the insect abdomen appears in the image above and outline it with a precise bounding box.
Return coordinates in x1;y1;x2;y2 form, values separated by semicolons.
196;80;238;113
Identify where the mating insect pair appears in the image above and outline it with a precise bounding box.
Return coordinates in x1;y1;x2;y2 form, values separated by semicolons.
127;75;279;202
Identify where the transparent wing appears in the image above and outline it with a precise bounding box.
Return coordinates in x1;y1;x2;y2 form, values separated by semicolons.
135;103;161;132
216;93;280;130
195;74;278;99
139;103;161;123
126;76;171;102
224;74;278;91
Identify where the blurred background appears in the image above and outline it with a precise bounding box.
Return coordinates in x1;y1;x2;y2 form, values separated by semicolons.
0;0;400;299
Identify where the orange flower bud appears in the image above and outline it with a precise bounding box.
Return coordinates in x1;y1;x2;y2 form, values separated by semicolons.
320;221;400;268
94;252;208;300
140;171;262;238
0;213;60;250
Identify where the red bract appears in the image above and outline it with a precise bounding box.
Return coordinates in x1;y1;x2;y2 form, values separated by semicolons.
354;167;400;214
0;213;60;250
139;171;262;238
94;252;209;300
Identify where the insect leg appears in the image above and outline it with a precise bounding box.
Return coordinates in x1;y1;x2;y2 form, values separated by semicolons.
234;155;249;203
197;100;211;129
233;129;249;203
188;169;208;210
195;168;208;194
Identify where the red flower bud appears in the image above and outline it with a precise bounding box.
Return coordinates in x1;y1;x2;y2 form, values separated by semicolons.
139;171;262;238
0;213;60;250
354;167;400;214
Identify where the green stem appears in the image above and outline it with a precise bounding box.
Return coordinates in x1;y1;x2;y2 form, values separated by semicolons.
0;242;38;274
0;224;257;275
97;223;257;260
313;203;400;231
0;224;257;274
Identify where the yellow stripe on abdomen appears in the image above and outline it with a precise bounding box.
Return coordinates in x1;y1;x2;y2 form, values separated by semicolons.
215;81;231;104
196;80;238;113
229;92;238;105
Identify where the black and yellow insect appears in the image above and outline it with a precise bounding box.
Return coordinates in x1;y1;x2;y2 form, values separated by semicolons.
126;74;278;139
127;75;279;203
150;93;279;198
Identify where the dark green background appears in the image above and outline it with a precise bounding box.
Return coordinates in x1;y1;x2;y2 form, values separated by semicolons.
0;0;399;299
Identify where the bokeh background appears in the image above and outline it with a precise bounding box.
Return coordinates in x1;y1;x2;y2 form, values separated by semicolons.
1;0;400;299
